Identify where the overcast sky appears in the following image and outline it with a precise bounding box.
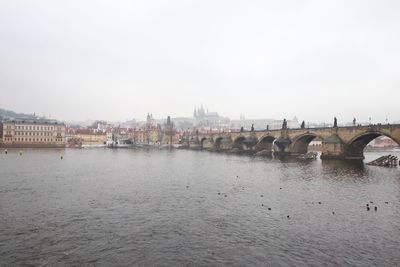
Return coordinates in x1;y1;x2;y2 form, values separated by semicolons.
0;0;399;123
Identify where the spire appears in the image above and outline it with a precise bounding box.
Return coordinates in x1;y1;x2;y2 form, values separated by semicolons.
199;104;205;117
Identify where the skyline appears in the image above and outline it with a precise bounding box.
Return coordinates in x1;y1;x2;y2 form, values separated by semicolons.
1;105;398;127
1;0;400;122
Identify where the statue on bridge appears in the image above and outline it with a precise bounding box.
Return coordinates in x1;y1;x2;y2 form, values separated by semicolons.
251;124;254;132
266;125;269;131
282;119;287;130
240;126;244;132
333;117;338;128
300;121;305;129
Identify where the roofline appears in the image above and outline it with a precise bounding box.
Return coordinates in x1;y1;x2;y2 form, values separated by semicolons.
1;119;65;126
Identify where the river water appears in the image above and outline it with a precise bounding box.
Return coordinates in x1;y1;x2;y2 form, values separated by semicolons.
0;148;399;266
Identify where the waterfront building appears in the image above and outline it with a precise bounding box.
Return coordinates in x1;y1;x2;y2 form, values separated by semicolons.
133;128;147;144
146;125;161;145
66;128;107;145
0;122;3;142
128;124;163;145
1;119;66;148
161;116;181;145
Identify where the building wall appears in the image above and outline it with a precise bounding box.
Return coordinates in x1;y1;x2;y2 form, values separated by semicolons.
131;130;145;144
1;120;66;148
76;133;107;144
130;128;162;144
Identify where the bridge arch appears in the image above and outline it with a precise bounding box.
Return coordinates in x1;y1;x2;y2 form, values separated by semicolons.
232;136;247;150
200;137;207;149
290;133;321;155
255;135;276;152
346;132;400;159
214;136;225;150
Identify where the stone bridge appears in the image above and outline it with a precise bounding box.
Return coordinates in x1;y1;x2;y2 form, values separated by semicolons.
182;124;400;160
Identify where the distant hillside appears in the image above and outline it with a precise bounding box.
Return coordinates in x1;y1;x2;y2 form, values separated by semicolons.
0;108;44;120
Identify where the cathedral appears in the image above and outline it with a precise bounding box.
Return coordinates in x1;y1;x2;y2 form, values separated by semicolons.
193;105;230;128
193;105;207;119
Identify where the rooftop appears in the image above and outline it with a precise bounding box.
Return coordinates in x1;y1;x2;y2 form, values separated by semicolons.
2;118;64;125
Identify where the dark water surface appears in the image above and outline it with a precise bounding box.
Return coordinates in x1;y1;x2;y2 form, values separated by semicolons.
0;149;399;266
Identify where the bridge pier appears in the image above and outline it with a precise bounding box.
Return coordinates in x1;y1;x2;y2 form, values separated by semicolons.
320;134;348;160
273;137;291;157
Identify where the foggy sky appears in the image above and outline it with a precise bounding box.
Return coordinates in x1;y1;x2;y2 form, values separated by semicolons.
0;0;399;123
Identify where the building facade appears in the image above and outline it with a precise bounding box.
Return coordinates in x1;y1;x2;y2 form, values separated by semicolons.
66;128;107;145
1;119;66;148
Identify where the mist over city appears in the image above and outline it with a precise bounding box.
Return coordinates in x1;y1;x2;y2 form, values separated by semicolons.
1;1;400;123
1;1;400;266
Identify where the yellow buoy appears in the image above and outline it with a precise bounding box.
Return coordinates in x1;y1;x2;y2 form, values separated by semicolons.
60;155;64;160
4;149;7;154
19;150;23;156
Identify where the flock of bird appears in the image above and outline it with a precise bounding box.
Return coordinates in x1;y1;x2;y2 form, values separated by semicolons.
185;173;391;220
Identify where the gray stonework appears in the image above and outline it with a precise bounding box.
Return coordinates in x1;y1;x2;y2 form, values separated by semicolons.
183;124;400;160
